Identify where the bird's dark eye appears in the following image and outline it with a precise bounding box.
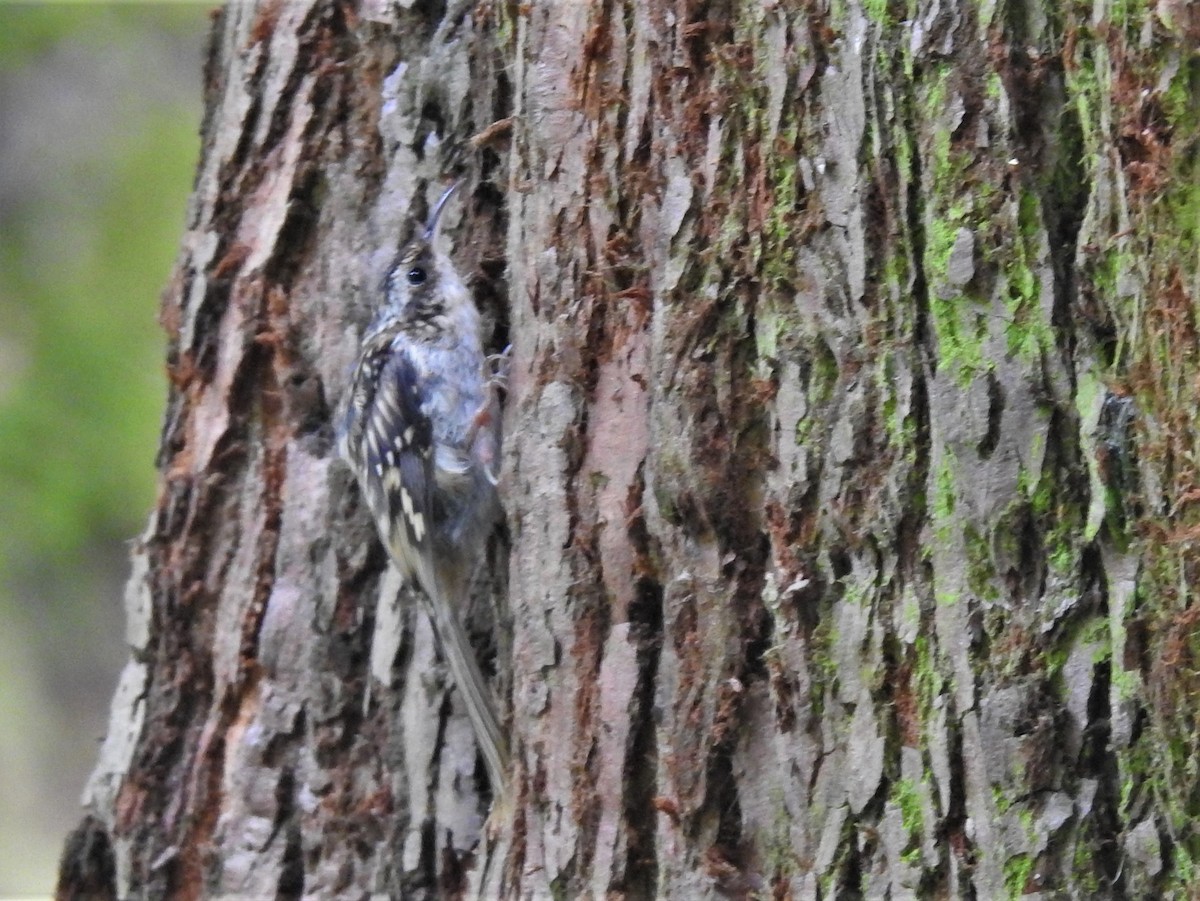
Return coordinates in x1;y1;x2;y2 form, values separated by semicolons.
407;266;426;285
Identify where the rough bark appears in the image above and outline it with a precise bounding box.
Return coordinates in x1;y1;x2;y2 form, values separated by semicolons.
58;1;1200;899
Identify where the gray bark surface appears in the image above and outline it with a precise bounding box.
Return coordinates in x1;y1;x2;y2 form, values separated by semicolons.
58;1;1200;899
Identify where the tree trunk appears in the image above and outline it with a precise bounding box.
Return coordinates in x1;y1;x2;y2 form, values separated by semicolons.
58;1;1200;898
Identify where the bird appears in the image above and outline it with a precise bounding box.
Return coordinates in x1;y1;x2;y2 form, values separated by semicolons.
338;181;508;798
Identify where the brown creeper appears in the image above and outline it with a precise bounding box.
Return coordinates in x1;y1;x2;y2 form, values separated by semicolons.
338;183;507;796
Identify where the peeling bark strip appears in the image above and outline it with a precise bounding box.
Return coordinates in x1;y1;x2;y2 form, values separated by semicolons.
59;1;1200;899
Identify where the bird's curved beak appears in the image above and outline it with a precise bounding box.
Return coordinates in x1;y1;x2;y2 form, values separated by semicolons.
424;181;461;241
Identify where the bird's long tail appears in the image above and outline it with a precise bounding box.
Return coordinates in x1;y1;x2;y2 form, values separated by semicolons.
421;575;508;800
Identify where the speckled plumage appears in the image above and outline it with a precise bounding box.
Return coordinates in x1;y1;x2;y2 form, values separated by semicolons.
338;185;506;796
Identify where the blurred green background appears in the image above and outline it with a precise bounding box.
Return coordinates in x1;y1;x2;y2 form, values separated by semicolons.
0;4;209;896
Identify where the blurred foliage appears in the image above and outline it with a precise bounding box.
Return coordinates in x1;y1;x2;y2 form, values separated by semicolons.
0;114;193;558
0;3;209;71
0;3;209;895
0;3;208;563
